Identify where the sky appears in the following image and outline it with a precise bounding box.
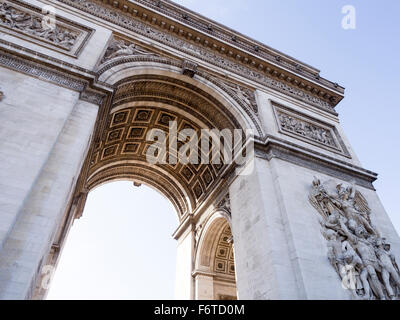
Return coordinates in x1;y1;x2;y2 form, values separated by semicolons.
47;0;400;299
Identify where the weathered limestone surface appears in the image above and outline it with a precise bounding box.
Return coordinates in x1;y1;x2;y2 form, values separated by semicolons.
230;157;302;299
174;228;194;300
0;0;398;301
194;274;214;300
0;99;98;299
0;68;80;251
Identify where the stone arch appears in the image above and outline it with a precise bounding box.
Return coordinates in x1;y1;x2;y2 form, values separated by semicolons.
85;55;260;220
96;55;264;137
194;211;237;300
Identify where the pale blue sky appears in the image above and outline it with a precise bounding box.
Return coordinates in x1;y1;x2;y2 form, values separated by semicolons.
47;0;400;299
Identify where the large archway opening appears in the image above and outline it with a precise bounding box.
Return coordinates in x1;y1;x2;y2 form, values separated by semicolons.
47;181;177;299
36;55;258;299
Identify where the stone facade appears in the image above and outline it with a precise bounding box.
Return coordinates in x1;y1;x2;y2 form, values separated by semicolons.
0;0;398;300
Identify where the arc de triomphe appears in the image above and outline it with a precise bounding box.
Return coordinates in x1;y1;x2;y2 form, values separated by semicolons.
0;0;399;300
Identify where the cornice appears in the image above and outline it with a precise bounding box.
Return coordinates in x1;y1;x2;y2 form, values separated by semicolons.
120;0;344;94
255;136;378;190
0;39;113;97
131;0;335;86
54;0;344;113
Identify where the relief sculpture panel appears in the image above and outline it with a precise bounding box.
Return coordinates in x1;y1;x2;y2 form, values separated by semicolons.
309;178;400;300
273;102;350;157
0;0;93;56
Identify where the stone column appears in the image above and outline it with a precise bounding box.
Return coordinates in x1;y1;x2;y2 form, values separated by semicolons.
173;220;195;300
0;99;99;299
229;157;304;300
194;273;214;300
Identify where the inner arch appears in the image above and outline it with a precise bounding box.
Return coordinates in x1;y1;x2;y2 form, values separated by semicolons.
86;70;252;219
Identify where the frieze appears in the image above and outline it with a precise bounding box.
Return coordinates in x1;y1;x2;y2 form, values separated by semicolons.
0;50;86;90
273;102;349;156
97;0;343;94
0;0;93;57
56;0;338;114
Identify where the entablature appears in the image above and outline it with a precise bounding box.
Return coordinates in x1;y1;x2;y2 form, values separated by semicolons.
53;0;345;113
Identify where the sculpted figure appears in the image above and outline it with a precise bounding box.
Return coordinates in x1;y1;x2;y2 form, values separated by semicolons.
375;238;400;299
343;227;386;299
337;184;377;236
341;245;367;298
233;85;251;108
0;3;78;50
323;229;345;277
309;178;343;221
102;40;154;63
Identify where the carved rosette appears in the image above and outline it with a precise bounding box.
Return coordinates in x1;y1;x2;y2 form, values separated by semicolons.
309;178;400;300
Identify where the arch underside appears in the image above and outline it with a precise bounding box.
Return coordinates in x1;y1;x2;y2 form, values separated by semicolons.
86;62;255;219
195;214;237;300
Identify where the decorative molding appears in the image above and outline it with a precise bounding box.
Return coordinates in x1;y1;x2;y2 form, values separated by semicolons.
79;88;105;105
272;102;350;157
255;136;377;190
0;49;86;91
309;178;400;300
216;193;231;215
0;38;108;82
95;56;264;136
0;0;94;57
0;42;111;104
56;0;339;114
182;59;197;78
64;0;344;95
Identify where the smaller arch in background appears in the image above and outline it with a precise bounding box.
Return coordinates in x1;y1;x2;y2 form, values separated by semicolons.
194;211;237;300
